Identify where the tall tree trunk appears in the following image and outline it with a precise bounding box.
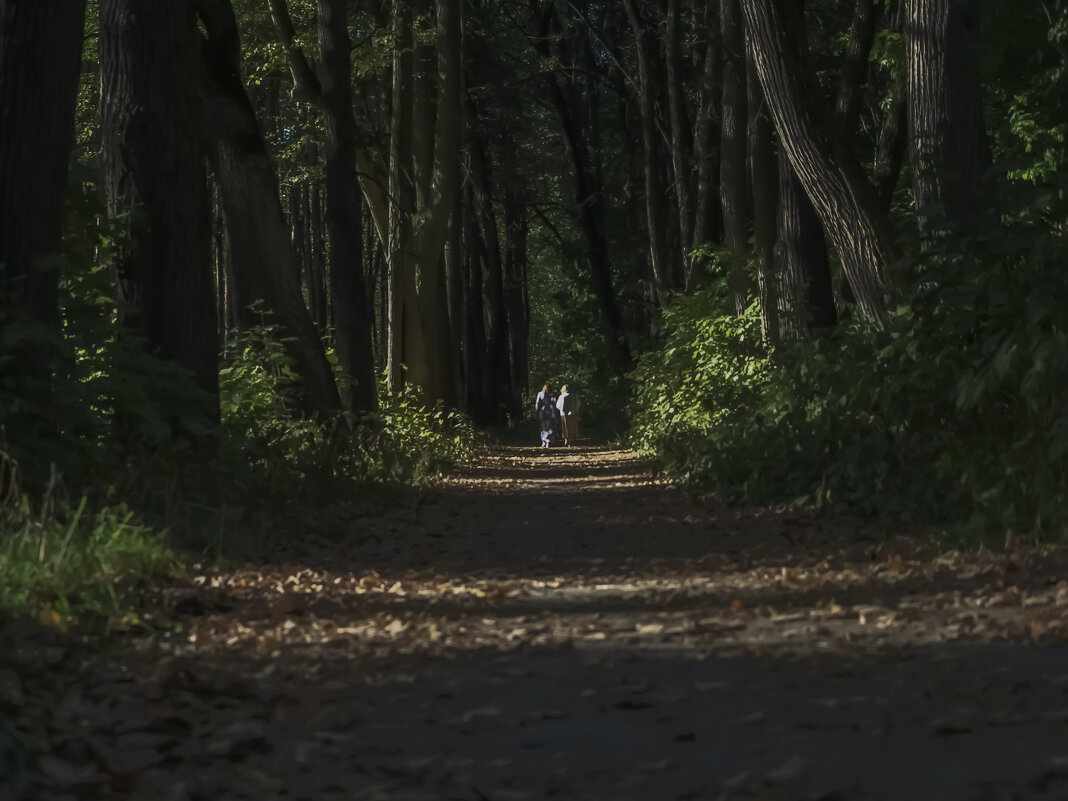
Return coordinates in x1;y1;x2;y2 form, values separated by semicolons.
835;0;882;136
102;0;218;406
742;0;895;328
690;0;723;287
386;0;413;395
906;0;989;230
721;0;753;313
504;187;529;411
462;182;489;423
624;0;673;305
309;182;327;329
319;0;377;411
747;60;780;346
874;73;908;209
531;3;633;382
196;0;341;420
0;0;86;404
470;135;511;422
777;157;837;339
666;0;695;265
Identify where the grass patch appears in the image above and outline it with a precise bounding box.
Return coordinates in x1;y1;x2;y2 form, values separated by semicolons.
0;454;177;623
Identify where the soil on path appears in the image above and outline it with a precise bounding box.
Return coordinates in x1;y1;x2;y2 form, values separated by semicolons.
5;445;1068;801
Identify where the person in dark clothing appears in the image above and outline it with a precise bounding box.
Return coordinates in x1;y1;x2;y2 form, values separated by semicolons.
535;383;557;448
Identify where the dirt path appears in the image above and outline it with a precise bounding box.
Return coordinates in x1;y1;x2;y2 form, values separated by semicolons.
5;445;1068;800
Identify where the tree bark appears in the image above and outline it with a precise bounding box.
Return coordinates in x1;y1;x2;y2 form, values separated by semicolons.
777;156;837;339
195;0;341;420
906;0;989;230
742;0;895;328
835;0;882;136
0;0;86;403
721;0;753;313
469;134;511;422
318;0;378;411
747;59;779;346
666;0;695;265
690;0;723;286
504;187;529;411
622;0;677;305
102;0;218;406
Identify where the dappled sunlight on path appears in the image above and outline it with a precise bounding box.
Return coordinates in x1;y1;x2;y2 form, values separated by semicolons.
6;445;1068;800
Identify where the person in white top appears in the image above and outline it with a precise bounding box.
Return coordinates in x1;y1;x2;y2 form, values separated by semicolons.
556;384;580;446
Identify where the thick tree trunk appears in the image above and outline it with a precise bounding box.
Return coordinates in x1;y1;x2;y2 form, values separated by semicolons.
196;0;341;420
906;0;989;229
101;0;218;406
777;156;837;339
318;0;377;411
742;0;895;328
0;0;86;402
721;0;753;313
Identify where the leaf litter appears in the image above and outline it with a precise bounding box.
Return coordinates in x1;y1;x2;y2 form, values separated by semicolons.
3;445;1068;799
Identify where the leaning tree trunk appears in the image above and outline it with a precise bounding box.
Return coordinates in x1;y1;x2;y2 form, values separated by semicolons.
195;0;340;420
0;0;86;405
742;0;895;328
101;0;218;406
906;0;989;232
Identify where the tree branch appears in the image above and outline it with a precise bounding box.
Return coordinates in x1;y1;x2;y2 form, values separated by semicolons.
267;0;323;103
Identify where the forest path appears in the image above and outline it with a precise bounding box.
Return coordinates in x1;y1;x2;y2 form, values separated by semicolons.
7;445;1068;800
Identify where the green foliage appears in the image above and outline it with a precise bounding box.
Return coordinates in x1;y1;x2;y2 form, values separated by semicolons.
0;454;175;620
219;318;481;496
632;175;1068;538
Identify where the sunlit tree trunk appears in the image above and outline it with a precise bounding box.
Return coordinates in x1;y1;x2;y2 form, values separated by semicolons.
0;0;86;406
102;0;218;407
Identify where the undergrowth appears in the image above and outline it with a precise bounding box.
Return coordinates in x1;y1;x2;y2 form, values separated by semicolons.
630;176;1068;539
1;279;480;621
